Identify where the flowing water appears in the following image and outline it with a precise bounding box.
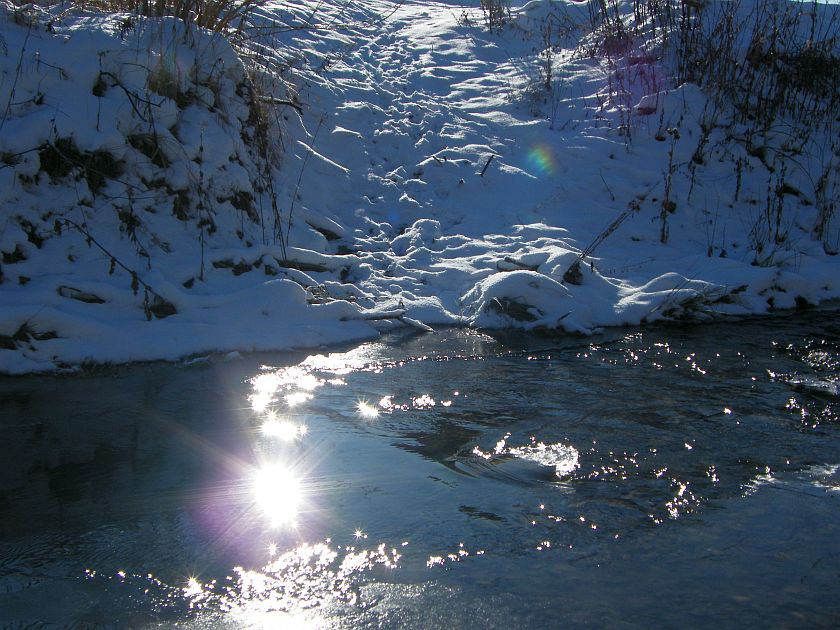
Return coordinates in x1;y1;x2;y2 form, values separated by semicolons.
2;310;840;628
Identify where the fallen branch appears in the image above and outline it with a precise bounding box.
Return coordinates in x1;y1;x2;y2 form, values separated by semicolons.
341;307;433;332
497;256;539;272
286;114;326;251
257;96;303;113
563;200;641;285
60;218;176;319
342;308;407;321
398;315;433;332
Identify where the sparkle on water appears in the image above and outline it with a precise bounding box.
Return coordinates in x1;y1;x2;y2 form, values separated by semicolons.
356;400;380;419
184;577;203;597
285;391;314;407
262;417;308;441
249;366;324;412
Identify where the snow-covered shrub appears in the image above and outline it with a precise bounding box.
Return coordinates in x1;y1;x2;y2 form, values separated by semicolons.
0;0;301;340
38;137;124;194
480;0;510;32
669;0;839;253
587;0;633;56
573;0;839;253
670;0;839;130
83;0;270;34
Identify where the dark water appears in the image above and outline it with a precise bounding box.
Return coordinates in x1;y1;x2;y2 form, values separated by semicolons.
1;310;840;628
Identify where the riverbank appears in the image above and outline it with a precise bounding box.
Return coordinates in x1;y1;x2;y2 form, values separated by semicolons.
2;0;839;374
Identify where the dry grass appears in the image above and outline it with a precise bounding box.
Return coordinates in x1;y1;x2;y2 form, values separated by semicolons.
67;0;269;33
480;0;509;32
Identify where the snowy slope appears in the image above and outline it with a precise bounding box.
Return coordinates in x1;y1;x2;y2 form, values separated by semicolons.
1;0;838;373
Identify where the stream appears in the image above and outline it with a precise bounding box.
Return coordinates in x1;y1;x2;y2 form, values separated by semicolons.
1;310;840;628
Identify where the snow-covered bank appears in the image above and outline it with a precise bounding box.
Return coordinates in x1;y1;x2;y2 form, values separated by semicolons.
1;0;838;374
0;1;386;373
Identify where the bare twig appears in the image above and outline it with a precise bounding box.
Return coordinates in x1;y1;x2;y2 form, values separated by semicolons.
285;114;325;251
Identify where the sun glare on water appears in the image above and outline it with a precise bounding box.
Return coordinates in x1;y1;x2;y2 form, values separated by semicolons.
253;464;302;527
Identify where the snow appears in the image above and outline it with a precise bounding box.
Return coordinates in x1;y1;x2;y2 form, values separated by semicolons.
1;0;839;373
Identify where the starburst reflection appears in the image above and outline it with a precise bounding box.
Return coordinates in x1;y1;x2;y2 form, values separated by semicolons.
184;576;203;597
356;400;379;419
253;463;302;527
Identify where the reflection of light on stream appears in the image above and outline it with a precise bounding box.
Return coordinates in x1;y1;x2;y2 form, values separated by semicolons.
248;366;324;412
509;442;580;478
302;345;389;375
221;358;411;624
286;391;314;407
473;436;580;479
248;365;318;527
249;372;282;412
356;400;380;419
178;540;402;622
262;415;308;441
253;463;302;527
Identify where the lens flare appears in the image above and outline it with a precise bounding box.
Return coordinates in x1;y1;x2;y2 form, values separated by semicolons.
526;144;556;177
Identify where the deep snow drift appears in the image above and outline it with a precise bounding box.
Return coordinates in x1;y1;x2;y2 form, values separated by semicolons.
1;0;838;373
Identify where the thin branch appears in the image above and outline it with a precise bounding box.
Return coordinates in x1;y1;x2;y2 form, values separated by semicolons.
285;114;325;251
257;95;303;112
